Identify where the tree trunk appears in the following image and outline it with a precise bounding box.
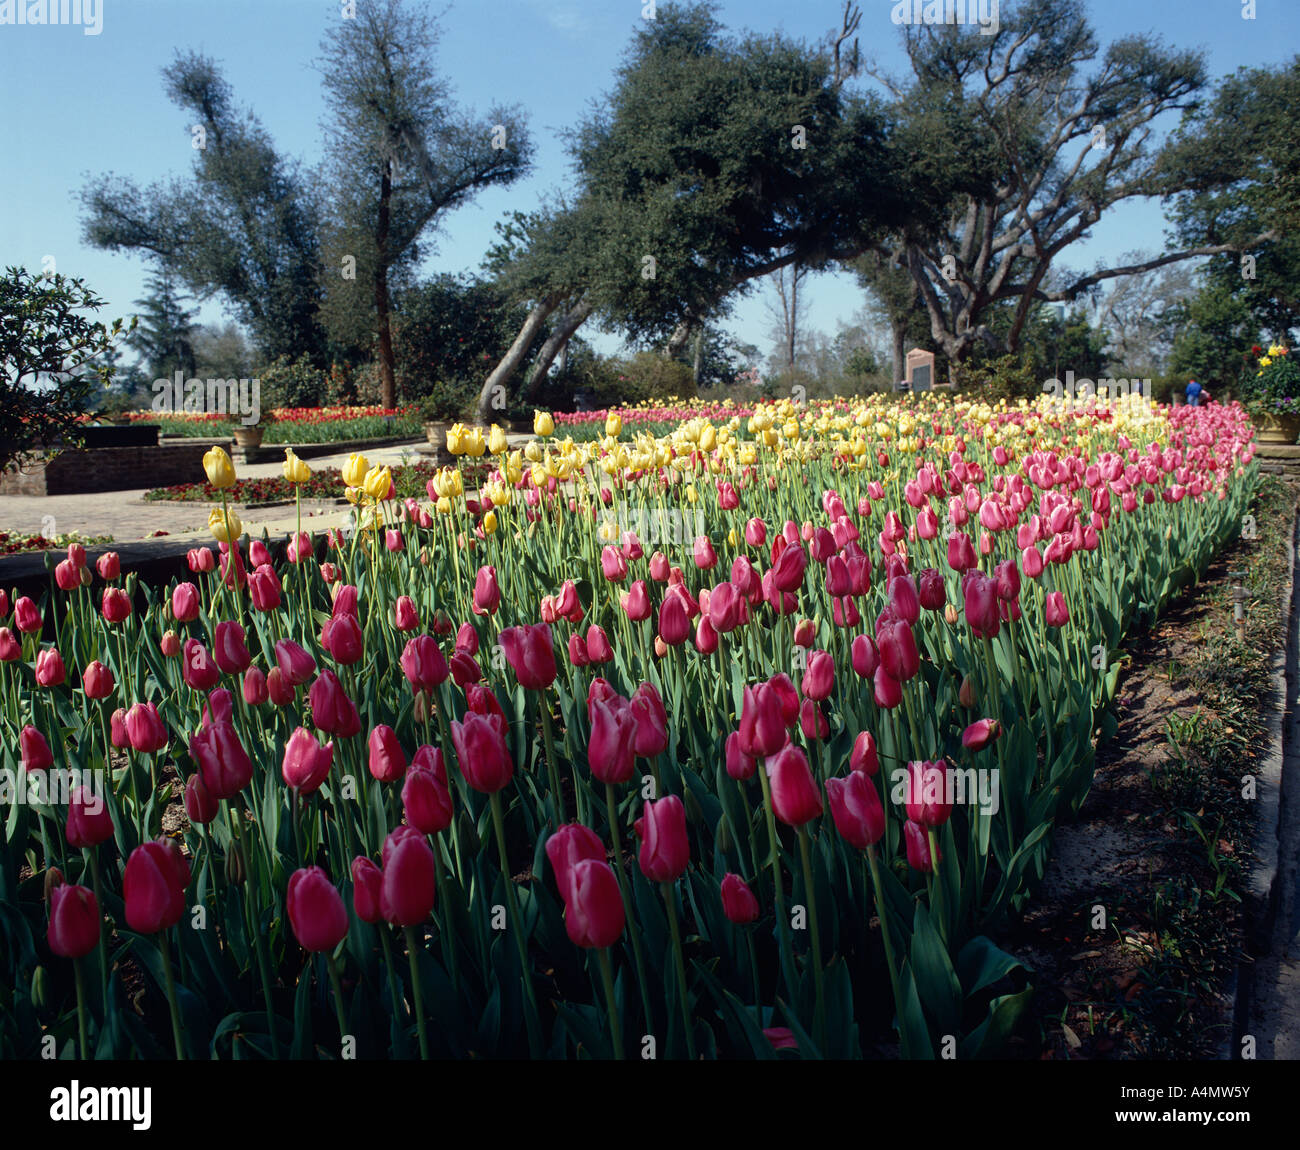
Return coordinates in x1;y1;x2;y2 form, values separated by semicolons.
891;320;906;385
524;299;595;399
665;319;692;359
375;163;396;409
692;326;703;385
476;292;563;421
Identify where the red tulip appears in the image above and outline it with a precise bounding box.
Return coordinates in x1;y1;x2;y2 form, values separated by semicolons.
160;630;181;658
738;683;788;759
658;593;691;646
21;725;53;772
873;664;903;709
450;711;514;793
55;559;80;591
82;660;114;700
588;694;638;784
248;564;282;612
14;596;41;633
620;580;653;621
904;760;952;827
499;624;557;691
567;632;590;667
635;795;690;882
693;536;718;570
546;822;607;901
189;717;252;800
286;867;349;952
400;635;449;693
183;772;219;825
648;551;670;582
963;572;1001;639
799;697;828;740
351;857;384;924
585;624;614;664
123;838;190;933
394;595;420;632
249;540;272;567
720;873;759;924
101;587;131;624
745;517;767;546
1022;545;1045;579
725;729;757;780
961;718;1002;750
124;702;169;753
467;683;506;722
403;749;453;834
946;531;976;573
267;666;296;707
767;744;822;826
903;819;937;871
275;640;317;686
455;623;479;656
282;727;334;794
171;582;200;623
1044;591;1070;628
628;682;669;758
993;559;1021;603
367;724;406;783
770;542;807;593
65;785;113;848
601;545;629;583
35;648;65;687
450;650;482;687
563;859;625;948
186;547;215;574
766;673;800;726
182;639;220;690
109;708;129;750
876;617;920;682
850;730;880;776
0;628;19;662
322;612;364;665
213;620;252;675
918;568;946;611
473;565;501;615
380;826;436;925
309;669;362;738
801;648;835;701
851;633;880;679
826;771;885;849
384;528;405;552
47;884;101;959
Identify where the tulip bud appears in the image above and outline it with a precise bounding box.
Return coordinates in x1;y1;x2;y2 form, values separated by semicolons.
958;674;977;708
720;873;760;925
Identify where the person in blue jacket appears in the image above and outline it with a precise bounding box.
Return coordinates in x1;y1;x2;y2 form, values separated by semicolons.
1185;379;1203;406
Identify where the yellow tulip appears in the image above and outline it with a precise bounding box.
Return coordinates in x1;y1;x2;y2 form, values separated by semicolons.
524;441;543;463
534;410;555;437
446;423;466;455
488;424;509;454
362;466;392;500
606;412;623;438
342;453;370;488
282;448;312;485
699;425;717;451
344;486;362;506
208;506;242;542
482;510;498;535
435;496;452;515
465;428;487;457
504;451;524;484
203;446;237;490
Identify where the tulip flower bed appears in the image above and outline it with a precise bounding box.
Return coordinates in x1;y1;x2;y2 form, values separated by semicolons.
0;531;115;558
122;406;424;444
0;394;1259;1060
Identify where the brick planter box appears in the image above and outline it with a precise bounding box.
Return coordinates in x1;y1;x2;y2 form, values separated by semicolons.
0;441;231;496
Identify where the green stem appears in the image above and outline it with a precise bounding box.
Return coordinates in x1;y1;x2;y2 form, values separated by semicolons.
605;782;655;1032
661;880;697;1060
158;931;185;1060
489;790;543;1056
797;825;826;1052
596;947;624;1060
866;845;909;1058
402;925;431;1060
325;950;350;1050
74;957;89;1059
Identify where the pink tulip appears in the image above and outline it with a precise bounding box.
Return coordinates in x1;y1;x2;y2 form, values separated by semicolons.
379;826;436;926
472;565;501;616
282;727;334;794
308;669;362;738
35;648;66;687
1044;591;1070;628
546;822;607;901
720;873;760;924
767;744;822;826
213;620;252;675
394;596;420;632
286;867;349;953
21;725;53;772
450;711;514;793
826;771;885;849
81;660;114;700
367;724;406;783
635;795;690;882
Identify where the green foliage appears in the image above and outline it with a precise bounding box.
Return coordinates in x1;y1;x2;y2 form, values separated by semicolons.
256;355;330;410
0;267;133;472
1236;346;1300;415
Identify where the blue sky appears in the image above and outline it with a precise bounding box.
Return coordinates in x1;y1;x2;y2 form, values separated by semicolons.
1;0;1294;369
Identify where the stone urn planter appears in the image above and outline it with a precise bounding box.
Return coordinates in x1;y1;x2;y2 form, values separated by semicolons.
424;421;450;449
233;426;265;448
1252;411;1300;444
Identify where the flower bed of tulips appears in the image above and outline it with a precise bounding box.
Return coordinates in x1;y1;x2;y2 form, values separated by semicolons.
120;406;424;444
0;393;1258;1060
0;531;115;558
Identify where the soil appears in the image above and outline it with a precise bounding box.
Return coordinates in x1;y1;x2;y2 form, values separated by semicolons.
997;478;1298;1059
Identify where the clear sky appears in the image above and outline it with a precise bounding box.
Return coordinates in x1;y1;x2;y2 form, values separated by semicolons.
1;0;1295;369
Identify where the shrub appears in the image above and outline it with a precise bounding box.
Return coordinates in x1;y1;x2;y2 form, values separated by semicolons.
257;355;329;409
